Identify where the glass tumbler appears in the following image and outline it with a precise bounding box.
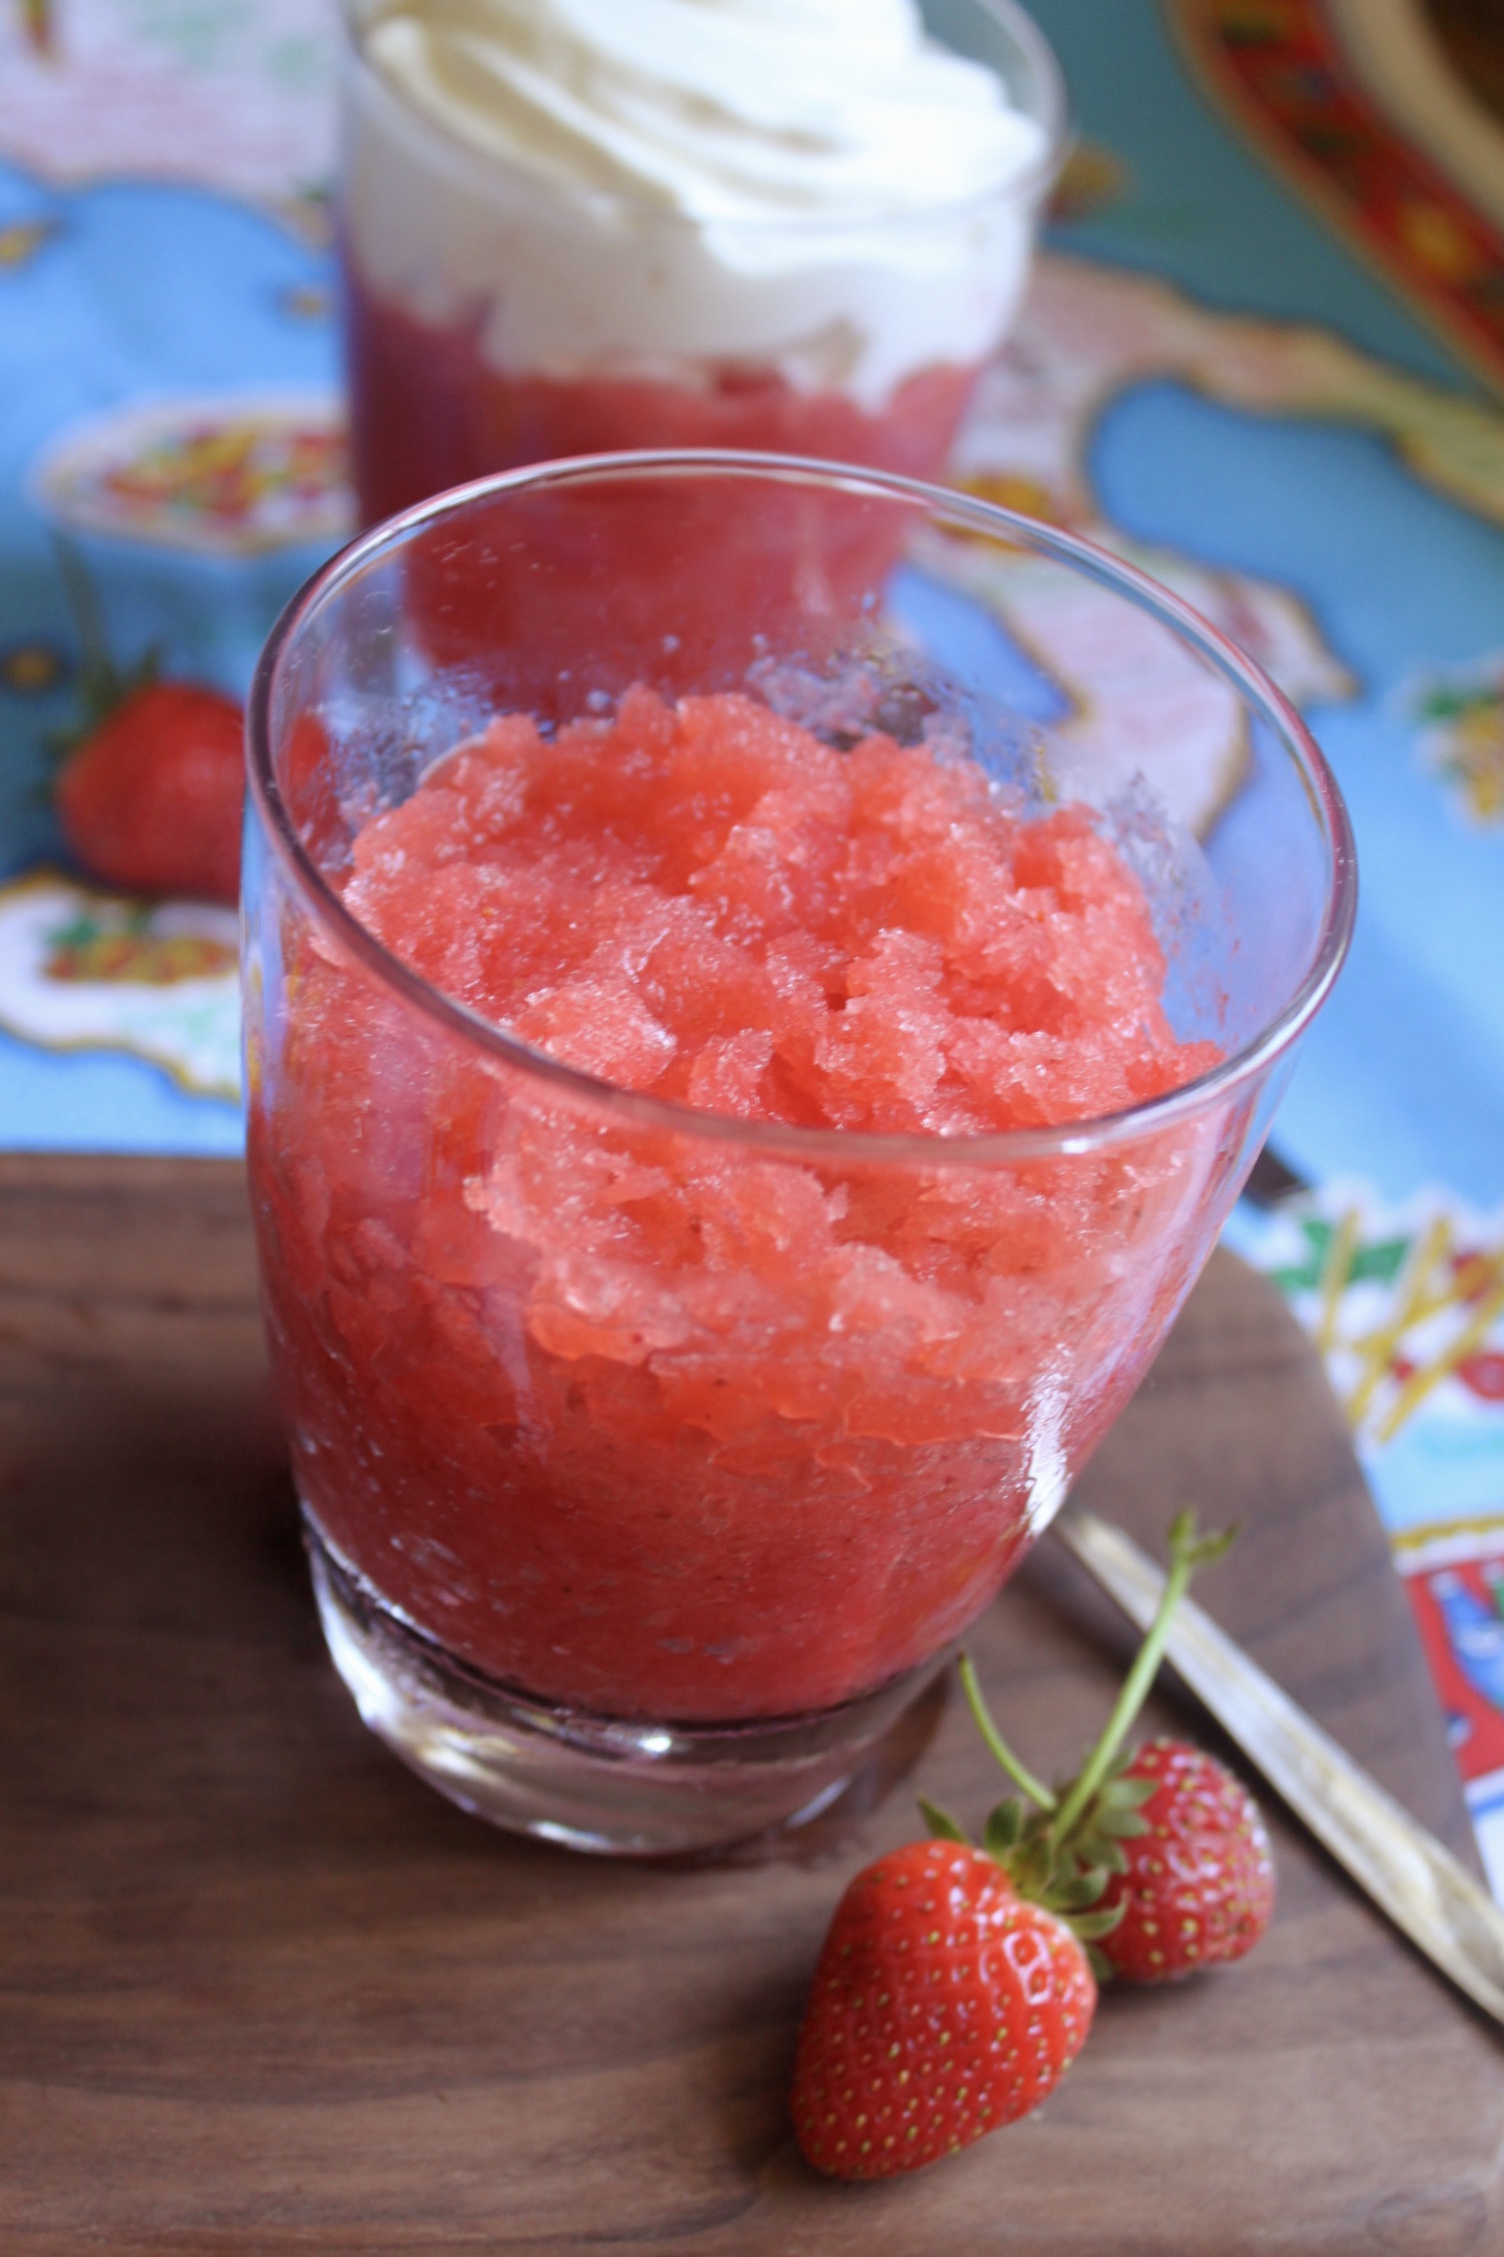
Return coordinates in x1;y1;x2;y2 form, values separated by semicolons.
338;0;1067;524
244;451;1354;1854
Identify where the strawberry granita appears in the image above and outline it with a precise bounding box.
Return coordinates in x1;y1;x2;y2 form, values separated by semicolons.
346;277;982;528
249;687;1225;1723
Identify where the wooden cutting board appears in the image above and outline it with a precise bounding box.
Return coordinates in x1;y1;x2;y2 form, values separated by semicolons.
1;1153;1500;2255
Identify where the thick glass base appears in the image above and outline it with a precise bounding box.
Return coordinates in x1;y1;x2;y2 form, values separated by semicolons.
305;1515;949;1856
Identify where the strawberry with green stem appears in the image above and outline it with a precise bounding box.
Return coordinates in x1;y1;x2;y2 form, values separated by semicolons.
931;1509;1275;1982
793;1512;1274;2181
48;538;245;907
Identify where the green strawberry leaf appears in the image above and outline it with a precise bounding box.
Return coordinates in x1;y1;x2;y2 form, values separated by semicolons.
1066;1901;1127;1943
1094;1805;1151;1839
1054;1865;1111;1911
983;1798;1025;1856
1011;1836;1053;1899
1070;1823;1129;1876
918;1796;969;1845
1098;1772;1156;1809
1167;1507;1239;1573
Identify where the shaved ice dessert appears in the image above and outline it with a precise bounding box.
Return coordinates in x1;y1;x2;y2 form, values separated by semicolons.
249;684;1225;1724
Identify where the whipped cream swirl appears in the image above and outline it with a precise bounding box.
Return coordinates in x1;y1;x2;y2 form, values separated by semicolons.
357;0;1045;220
344;0;1056;402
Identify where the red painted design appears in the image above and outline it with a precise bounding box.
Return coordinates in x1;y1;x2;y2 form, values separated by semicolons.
1460;1351;1504;1403
1170;0;1504;393
1405;1554;1504;1787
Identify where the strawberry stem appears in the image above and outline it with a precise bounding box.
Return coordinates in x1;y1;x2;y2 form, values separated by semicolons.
1047;1509;1235;1848
958;1651;1058;1812
46;535;160;764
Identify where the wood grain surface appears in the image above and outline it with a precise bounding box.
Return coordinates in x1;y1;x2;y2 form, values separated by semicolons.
1;1152;1500;2255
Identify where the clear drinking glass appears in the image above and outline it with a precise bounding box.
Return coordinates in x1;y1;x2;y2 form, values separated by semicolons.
244;452;1354;1855
337;0;1067;524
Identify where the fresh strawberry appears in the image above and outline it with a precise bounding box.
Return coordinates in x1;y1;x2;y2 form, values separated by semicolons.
791;1838;1095;2180
793;1514;1275;2180
1093;1738;1274;1980
56;679;245;905
940;1512;1275;1991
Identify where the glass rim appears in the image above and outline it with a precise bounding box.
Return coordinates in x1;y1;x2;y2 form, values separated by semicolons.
247;447;1358;1170
342;0;1071;227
